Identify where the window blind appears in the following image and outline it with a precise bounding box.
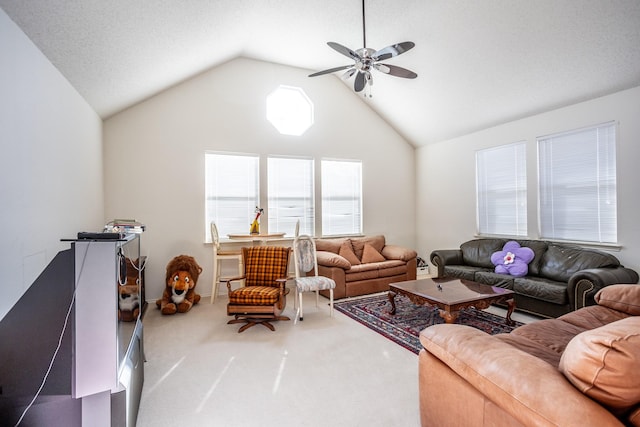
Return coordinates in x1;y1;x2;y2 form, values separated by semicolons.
267;157;315;236
204;153;259;239
321;160;362;236
538;121;617;243
476;142;528;236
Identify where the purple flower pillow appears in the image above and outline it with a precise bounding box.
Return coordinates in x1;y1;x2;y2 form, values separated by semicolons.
491;241;535;277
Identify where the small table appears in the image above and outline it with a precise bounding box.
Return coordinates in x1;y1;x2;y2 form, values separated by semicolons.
227;233;286;245
388;277;516;325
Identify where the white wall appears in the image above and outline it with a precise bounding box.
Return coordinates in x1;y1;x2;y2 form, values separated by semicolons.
416;85;640;272
0;9;104;319
103;57;416;302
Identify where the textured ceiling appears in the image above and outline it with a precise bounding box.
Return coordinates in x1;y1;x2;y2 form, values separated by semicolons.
2;0;640;146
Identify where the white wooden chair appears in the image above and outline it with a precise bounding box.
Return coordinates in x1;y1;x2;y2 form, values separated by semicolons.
292;234;335;320
210;222;243;303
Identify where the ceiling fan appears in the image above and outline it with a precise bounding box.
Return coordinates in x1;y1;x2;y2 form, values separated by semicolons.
308;0;417;96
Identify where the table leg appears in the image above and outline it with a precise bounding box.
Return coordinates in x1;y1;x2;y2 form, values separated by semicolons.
505;298;516;326
388;291;397;314
438;309;459;324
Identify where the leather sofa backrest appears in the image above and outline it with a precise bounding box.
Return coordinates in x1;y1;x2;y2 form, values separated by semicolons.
460;239;506;268
540;243;620;282
513;239;549;276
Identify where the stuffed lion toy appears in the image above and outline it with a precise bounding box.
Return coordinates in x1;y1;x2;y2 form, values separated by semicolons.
156;255;202;315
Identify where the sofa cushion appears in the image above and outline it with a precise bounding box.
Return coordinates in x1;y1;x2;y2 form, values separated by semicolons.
540;244;620;282
443;265;480;281
513;277;568;305
558;303;630;331
460;239;506;268
361;243;386;263
559;316;640;414
377;260;408;278
316;251;351;269
315;238;345;254
473;271;514;289
351;235;385;260
595;284;640;315
345;265;379;282
496;317;588;368
339;240;361;265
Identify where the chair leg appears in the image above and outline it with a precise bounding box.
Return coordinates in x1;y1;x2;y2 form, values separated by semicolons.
211;258;219;304
212;259;225;304
315;290;319;307
299;290;304;321
329;288;334;317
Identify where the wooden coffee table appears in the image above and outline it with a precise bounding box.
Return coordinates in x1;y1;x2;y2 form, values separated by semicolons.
388;277;516;325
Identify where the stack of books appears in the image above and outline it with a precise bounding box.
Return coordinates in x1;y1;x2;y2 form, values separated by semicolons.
105;219;146;234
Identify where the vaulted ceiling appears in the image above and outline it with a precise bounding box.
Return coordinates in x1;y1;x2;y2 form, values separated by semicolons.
2;0;640;146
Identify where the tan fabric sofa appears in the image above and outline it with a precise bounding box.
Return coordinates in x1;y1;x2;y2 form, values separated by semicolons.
418;284;640;427
314;235;417;299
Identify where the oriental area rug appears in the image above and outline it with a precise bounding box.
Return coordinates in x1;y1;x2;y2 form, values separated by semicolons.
334;293;523;355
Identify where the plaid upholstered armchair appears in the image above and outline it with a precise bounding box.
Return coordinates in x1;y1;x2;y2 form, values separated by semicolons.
226;246;292;333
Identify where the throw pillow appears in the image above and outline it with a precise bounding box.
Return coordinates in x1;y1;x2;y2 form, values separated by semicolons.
559;316;640;414
315;251;351;270
339;240;360;266
595;284;640;316
361;243;386;263
351;235;386;260
490;241;535;277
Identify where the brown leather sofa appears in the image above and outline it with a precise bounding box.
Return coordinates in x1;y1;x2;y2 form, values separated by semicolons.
314;235;417;299
430;238;639;317
418;284;640;427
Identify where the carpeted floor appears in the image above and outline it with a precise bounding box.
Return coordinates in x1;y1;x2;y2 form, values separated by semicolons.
335;293;523;354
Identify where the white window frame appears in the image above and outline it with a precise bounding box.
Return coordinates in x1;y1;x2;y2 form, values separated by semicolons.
267;156;315;236
266;85;314;136
204;152;260;240
321;159;363;236
537;121;617;244
476;142;528;237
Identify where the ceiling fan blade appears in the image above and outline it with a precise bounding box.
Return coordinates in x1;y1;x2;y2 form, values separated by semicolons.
354;71;366;92
374;63;418;79
373;42;415;61
308;64;354;77
327;42;360;61
341;68;356;80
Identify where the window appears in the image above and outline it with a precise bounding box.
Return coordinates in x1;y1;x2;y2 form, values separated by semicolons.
205;153;259;239
476;142;527;236
538;121;617;243
321;160;362;236
267;157;315;236
266;85;314;136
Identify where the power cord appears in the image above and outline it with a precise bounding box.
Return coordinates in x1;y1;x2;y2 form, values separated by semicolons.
14;242;91;427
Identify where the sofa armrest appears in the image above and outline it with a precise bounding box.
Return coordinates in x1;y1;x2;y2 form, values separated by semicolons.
429;249;463;277
381;245;417;262
568;267;640;310
420;324;623;427
316;250;351;270
317;265;347;299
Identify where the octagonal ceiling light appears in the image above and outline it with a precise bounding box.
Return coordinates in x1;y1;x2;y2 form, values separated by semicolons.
266;85;314;136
